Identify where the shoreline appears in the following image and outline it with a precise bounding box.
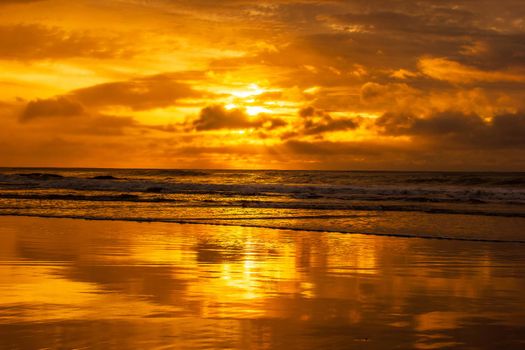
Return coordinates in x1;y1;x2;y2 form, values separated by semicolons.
1;213;523;244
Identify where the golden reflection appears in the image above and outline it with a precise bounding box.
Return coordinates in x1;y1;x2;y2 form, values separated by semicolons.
1;216;525;349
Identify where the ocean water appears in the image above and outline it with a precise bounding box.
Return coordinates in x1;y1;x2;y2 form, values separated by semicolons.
0;168;524;242
2;170;525;349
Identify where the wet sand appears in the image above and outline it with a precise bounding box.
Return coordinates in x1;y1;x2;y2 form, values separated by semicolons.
0;216;524;349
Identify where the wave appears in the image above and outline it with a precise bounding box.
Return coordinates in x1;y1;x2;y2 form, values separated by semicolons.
0;194;524;218
1;171;525;219
0;193;142;201
13;173;64;180
1;173;524;201
2;169;524;244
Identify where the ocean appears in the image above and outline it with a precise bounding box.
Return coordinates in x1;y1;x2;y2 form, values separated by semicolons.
1;168;524;242
2;169;525;349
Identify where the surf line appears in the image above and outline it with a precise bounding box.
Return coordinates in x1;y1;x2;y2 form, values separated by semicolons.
0;212;524;245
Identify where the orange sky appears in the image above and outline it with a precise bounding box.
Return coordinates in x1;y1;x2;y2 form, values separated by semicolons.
0;0;524;170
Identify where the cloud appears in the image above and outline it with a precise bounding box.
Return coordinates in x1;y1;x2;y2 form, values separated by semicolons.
19;73;203;119
418;58;525;84
72;74;200;111
330;9;478;37
360;82;423;112
18;95;142;135
283;139;387;157
69;115;139;136
284;106;360;138
20;96;86;122
358;81;523;118
193;105;256;130
192;104;286;131
212;0;525;91
3;0;525;170
278;138;525;171
376;110;525;149
376;111;481;136
0;24;130;60
360;82;391;103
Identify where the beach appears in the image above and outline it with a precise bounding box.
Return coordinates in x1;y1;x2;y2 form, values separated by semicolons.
2;0;525;348
1;215;524;349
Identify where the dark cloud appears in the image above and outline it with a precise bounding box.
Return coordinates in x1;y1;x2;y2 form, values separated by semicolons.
72;74;200;111
360;82;390;103
325;2;525;71
193;105;256;130
376;111;525;149
298;106;317;118
19;73;203;119
19;107;156;138
266;118;288;130
20;96;86;122
18;92;169;136
376;112;479;136
279;137;525;171
284;106;360;139
0;24;130;60
192;105;286;131
304;117;360;135
208;0;525;92
147;133;525;171
18;95;142;135
331;10;477;37
283;139;385;157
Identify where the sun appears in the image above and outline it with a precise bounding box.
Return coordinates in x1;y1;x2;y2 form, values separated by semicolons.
245;106;272;116
223;83;275;116
230;83;265;98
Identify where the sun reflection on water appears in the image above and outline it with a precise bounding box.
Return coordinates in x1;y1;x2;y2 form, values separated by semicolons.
0;217;524;349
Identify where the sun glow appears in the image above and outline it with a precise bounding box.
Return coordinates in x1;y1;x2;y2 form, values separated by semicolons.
2;0;521;170
225;103;238;110
230;84;265;98
221;84;277;116
246;106;272;116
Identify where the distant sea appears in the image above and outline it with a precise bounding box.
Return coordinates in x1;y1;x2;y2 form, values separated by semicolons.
1;168;524;242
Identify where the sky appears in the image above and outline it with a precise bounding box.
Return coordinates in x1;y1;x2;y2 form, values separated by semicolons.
0;0;524;170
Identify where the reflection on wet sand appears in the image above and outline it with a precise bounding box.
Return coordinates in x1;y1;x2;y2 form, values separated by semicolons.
1;216;525;349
